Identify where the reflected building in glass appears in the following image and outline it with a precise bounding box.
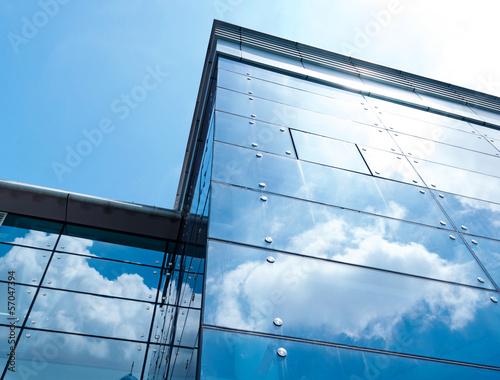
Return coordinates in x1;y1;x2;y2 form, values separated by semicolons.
2;21;500;379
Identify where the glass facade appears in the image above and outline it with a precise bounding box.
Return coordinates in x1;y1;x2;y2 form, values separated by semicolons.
200;53;500;378
2;21;500;379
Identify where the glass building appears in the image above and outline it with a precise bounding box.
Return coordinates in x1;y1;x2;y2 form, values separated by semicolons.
2;21;500;379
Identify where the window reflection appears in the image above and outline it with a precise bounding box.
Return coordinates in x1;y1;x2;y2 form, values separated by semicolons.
201;328;500;379
209;184;492;287
205;241;500;367
7;330;145;380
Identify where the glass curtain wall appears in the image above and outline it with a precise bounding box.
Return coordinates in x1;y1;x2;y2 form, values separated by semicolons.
0;213;199;380
200;56;500;379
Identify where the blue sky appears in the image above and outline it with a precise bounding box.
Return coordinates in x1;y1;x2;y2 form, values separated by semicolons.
1;0;499;209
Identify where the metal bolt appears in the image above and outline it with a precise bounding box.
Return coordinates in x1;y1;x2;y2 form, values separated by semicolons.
491;297;498;303
267;256;275;263
286;150;291;155
419;190;425;194
273;317;283;326
259;182;266;188
449;235;456;240
256;153;262;158
477;277;485;283
277;348;287;357
260;196;268;201
461;225;468;230
471;239;478;245
265;237;273;243
440;221;447;226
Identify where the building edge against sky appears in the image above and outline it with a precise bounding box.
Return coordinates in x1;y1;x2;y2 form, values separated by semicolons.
1;20;500;379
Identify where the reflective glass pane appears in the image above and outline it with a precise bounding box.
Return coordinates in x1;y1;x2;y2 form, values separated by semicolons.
216;88;377;128
219;58;365;103
206;184;499;286
212;142;450;228
291;116;400;153
369;99;479;132
291;130;369;173
165;347;197;380
391;132;500;177
303;61;366;92
214;111;296;157
56;235;164;266
43;253;160;301
432;191;500;240
151;305;177;346
173;308;200;347
28;289;154;341
469;107;500;125
359;147;424;185
413;159;500;203
0;215;60;249
379;113;499;155
361;77;424;105
463;236;500;287
241;45;307;77
417;93;478;119
204;242;500;367
0;283;35;325
201;328;500;380
473;123;500;140
146;345;197;380
7;330;146;380
0;244;50;285
218;69;369;119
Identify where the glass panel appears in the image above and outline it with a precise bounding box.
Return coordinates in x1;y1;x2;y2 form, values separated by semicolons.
145;345;195;380
216;87;377;128
289;115;400;153
43;253;160;301
6;330;146;380
463;236;500;287
56;234;165;266
204;243;500;367
359;147;424;185
28;289;154;341
0;283;36;325
218;58;364;103
207;184;499;287
212;142;451;229
303;61;366;92
151;305;176;346
0;215;60;249
241;45;307;77
470;106;500;126
391;132;500;177
369;98;479;132
165;347;197;380
0;244;50;286
218;69;370;120
432;191;500;240
473;123;500;140
380;114;499;156
201;328;500;379
361;77;424;105
173;308;200;348
417;92;479;119
413;159;500;204
291;130;370;174
214;111;296;157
